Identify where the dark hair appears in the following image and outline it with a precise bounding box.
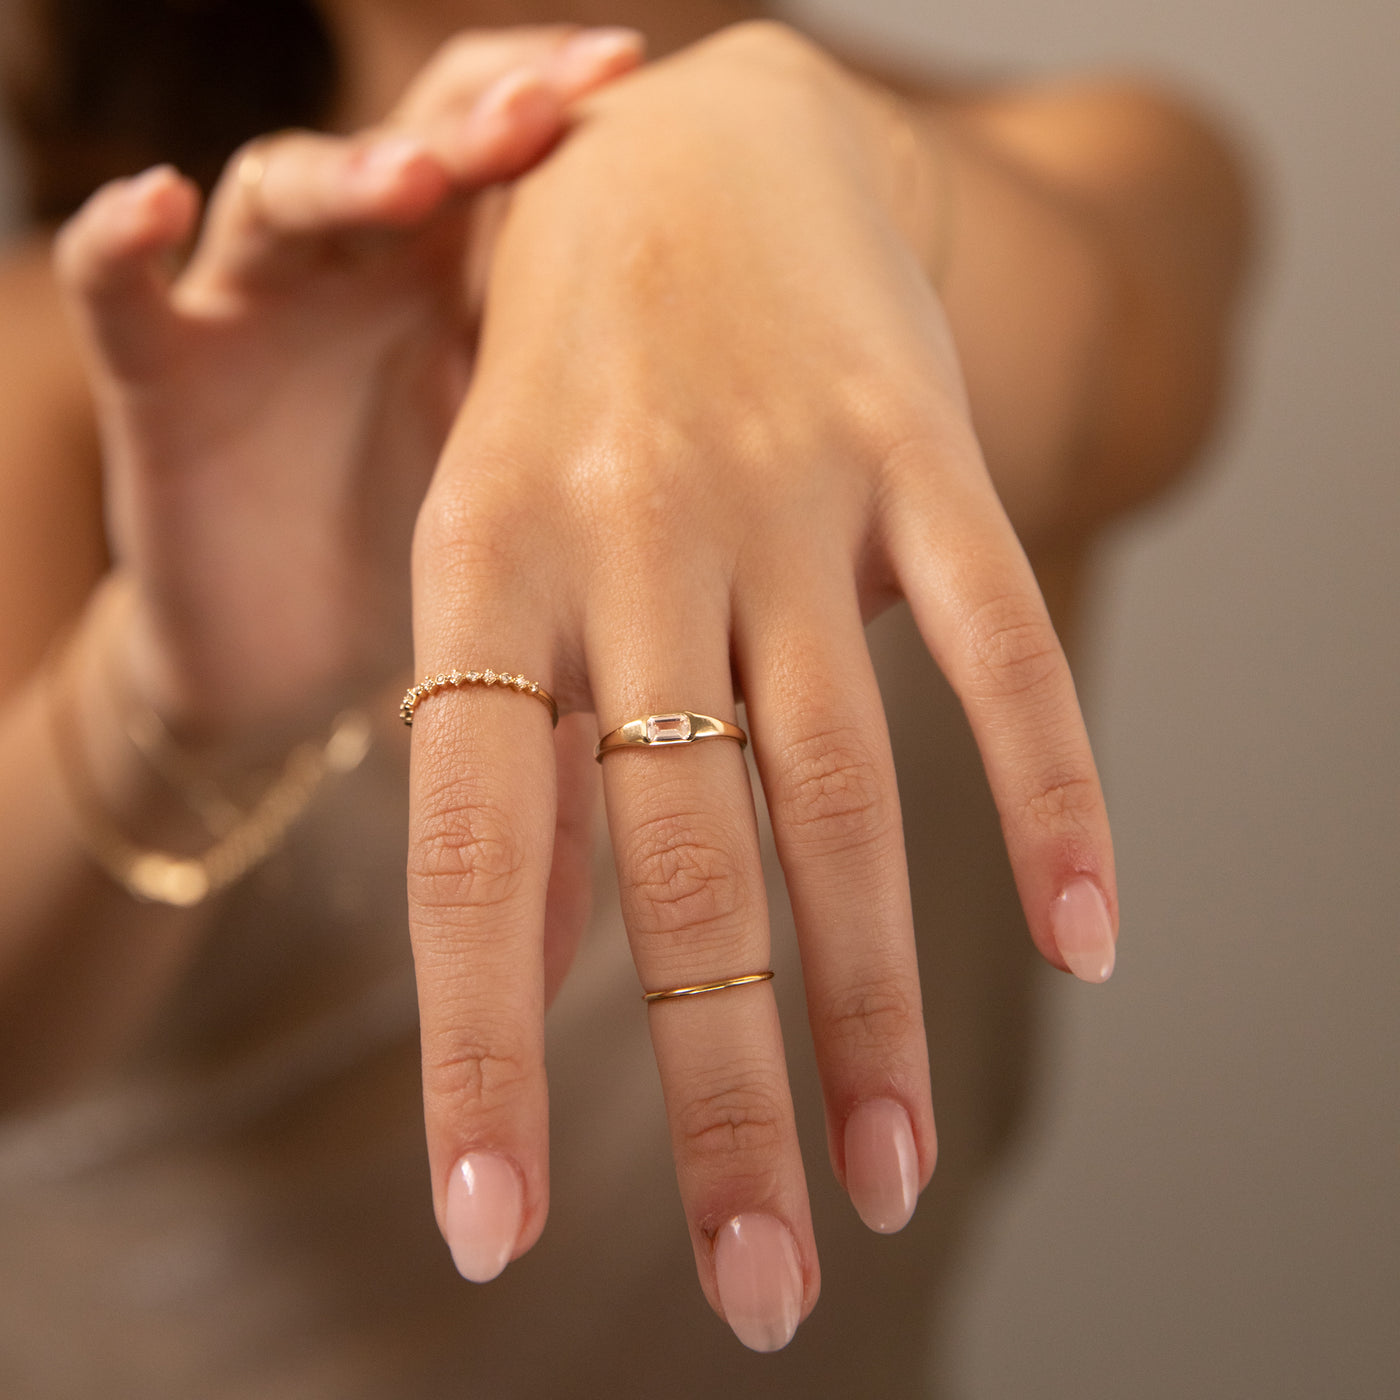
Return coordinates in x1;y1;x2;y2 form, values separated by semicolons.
1;0;337;222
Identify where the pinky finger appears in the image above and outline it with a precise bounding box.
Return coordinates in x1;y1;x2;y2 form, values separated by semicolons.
53;165;199;381
890;459;1119;984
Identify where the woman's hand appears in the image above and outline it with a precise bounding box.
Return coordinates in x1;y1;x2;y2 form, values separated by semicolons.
53;26;644;751
406;22;1119;1349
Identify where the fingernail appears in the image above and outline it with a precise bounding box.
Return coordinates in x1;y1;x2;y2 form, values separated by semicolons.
356;135;429;187
1051;877;1116;983
473;67;549;125
125;164;175;198
560;27;646;68
118;164;178;216
713;1214;803;1352
844;1098;919;1233
444;1152;523;1282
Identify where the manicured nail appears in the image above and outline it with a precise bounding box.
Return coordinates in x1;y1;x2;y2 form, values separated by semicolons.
118;164;179;221
713;1214;803;1352
1051;877;1116;983
125;164;176;200
355;135;429;188
473;67;549;125
844;1098;919;1233
558;27;646;71
444;1152;523;1282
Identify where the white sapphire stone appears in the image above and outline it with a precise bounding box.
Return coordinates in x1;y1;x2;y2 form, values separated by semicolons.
646;713;693;744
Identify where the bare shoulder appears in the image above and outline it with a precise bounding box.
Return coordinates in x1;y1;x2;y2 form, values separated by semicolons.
0;234;106;697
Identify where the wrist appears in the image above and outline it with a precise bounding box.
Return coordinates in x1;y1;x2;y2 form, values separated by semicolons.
89;575;368;808
108;570;380;772
51;580;371;906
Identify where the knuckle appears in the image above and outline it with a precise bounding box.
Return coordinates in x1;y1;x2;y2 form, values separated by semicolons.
565;432;696;540
960;590;1065;701
706;18;818;68
818;982;921;1058
618;811;745;940
675;1076;786;1166
409;783;529;915
414;470;542;591
424;1033;534;1114
772;723;892;859
1024;762;1101;835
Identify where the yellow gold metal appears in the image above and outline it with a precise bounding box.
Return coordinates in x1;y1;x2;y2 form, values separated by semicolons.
594;711;747;762
400;669;558;728
642;970;775;1004
49;674;369;906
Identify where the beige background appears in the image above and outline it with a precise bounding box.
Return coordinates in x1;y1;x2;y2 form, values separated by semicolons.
783;0;1399;1394
1;1;1394;1394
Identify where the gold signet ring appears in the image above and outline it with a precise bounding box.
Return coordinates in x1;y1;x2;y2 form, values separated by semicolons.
594;711;747;762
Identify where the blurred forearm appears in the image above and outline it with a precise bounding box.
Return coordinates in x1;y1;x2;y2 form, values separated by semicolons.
0;589;213;1112
919;74;1256;547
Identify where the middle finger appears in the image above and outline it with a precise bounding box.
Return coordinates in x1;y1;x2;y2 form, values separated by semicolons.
588;582;817;1353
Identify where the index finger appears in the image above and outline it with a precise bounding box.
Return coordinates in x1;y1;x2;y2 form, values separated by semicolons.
406;571;560;1282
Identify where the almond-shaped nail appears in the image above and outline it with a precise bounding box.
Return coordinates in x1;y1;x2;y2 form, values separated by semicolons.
124;164;177;200
713;1214;803;1352
1051;877;1116;983
117;164;180;222
354;135;430;190
472;67;550;126
844;1098;920;1233
444;1152;523;1283
556;27;646;75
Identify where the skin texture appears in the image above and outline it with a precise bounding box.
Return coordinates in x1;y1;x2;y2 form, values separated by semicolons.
0;8;1252;1352
405;24;1122;1332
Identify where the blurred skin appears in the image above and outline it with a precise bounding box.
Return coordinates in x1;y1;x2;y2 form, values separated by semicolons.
0;0;1252;1352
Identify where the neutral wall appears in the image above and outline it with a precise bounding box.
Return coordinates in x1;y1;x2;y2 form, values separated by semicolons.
784;1;1400;1395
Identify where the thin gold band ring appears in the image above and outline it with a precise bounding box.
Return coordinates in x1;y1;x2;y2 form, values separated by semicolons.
642;970;774;1004
595;711;747;762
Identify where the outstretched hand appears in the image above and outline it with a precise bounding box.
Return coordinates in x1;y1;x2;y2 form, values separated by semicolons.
405;21;1119;1351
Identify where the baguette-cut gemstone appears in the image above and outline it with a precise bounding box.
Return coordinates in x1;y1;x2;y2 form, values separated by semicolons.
646;713;692;744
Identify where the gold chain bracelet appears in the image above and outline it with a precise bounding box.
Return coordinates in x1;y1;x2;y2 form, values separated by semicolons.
48;637;371;907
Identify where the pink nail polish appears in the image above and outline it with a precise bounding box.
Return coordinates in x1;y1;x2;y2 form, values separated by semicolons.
558;27;646;72
444;1152;523;1282
356;135;428;188
125;164;175;200
1051;877;1116;983
844;1099;919;1233
713;1214;803;1352
473;68;548;125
